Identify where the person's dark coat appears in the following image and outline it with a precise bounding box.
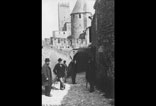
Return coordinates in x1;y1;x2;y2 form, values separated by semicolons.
67;60;77;84
42;63;52;86
53;63;65;78
86;58;96;83
67;61;75;77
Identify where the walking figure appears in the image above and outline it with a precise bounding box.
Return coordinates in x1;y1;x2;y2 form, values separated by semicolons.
86;56;96;92
86;45;97;92
53;58;65;90
71;59;77;84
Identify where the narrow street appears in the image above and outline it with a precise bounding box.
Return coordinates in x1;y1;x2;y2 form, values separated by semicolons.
42;72;114;106
42;47;114;106
42;0;115;105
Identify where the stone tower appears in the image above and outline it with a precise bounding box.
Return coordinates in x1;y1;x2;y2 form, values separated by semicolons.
71;0;92;39
58;1;70;31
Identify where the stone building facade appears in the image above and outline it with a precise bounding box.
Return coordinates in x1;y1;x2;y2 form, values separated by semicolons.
90;0;114;98
58;2;71;31
92;0;114;72
71;0;92;47
50;37;71;50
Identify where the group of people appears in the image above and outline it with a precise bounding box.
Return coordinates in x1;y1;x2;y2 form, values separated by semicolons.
42;46;96;97
42;58;69;97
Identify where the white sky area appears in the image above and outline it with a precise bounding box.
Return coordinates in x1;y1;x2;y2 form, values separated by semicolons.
42;0;96;40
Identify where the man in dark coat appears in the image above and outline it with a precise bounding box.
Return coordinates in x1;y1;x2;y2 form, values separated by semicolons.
67;60;73;78
53;58;65;90
85;45;97;92
42;58;52;97
70;60;76;84
86;56;96;92
63;60;68;83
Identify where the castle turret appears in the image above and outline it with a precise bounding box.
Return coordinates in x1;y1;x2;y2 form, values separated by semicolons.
58;1;71;31
71;0;92;39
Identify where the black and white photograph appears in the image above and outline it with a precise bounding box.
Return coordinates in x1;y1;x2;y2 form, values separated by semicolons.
42;0;114;105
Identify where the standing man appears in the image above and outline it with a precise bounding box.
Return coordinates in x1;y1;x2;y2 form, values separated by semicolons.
42;58;52;97
86;45;97;92
71;59;77;84
71;51;80;84
86;56;96;92
63;60;68;83
53;58;65;90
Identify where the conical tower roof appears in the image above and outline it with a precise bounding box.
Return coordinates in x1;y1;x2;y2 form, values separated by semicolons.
71;0;90;14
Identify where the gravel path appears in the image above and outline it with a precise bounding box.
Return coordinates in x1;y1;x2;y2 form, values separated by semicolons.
42;73;114;106
61;73;114;106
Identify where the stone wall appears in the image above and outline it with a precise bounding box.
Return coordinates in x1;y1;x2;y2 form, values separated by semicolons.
71;12;92;39
50;37;88;50
91;0;114;98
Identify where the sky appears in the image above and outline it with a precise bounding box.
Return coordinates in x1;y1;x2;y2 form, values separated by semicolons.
42;0;96;40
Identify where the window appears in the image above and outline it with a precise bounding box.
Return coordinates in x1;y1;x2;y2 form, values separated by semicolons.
79;14;81;18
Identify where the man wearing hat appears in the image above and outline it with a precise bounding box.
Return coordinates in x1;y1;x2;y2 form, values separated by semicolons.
42;58;52;97
53;58;65;90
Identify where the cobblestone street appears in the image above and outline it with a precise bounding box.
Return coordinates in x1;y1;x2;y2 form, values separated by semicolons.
42;72;114;106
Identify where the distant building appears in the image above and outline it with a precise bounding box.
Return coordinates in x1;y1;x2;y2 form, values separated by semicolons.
44;0;93;50
58;2;71;31
50;37;71;50
71;0;92;39
70;0;92;48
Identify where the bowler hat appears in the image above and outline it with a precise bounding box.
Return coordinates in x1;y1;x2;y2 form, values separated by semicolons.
58;58;62;62
45;58;50;62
